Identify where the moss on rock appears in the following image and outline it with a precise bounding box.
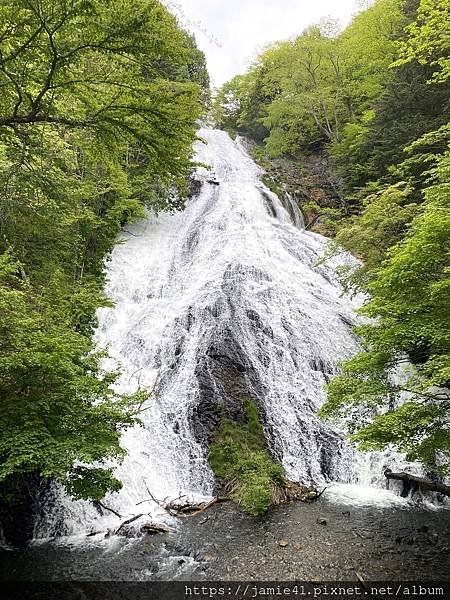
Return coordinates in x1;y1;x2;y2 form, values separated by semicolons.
209;397;285;516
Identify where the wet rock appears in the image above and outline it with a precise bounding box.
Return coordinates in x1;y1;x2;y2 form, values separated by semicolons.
189;327;269;449
317;518;327;526
0;473;49;548
140;523;173;535
188;176;203;198
3;500;450;581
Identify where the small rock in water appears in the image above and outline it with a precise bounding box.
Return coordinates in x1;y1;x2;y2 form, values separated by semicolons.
141;522;173;535
317;518;327;526
279;539;289;547
202;554;214;562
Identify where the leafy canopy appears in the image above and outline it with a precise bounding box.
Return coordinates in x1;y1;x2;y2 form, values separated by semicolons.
0;0;208;501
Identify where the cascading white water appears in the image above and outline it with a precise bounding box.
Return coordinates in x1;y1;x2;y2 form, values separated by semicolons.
36;129;423;539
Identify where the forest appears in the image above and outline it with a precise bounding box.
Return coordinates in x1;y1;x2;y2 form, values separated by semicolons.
0;0;449;554
214;0;450;478
0;0;209;530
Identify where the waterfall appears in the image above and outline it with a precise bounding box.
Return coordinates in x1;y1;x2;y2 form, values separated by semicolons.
35;129;423;540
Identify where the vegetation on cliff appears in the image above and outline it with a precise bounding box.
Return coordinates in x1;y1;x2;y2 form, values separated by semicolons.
214;0;450;474
209;398;284;516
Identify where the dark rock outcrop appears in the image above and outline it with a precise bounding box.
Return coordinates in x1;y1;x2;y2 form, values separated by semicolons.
0;474;42;548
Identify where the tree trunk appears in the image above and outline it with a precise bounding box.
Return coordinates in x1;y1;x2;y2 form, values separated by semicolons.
384;469;450;498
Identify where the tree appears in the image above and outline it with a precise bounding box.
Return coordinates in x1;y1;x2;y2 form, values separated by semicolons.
214;0;408;161
321;148;450;474
320;0;450;474
0;252;140;498
0;0;207;510
262;26;348;156
394;0;450;83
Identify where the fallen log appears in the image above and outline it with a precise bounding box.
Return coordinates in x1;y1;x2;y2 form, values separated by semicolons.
384;469;450;497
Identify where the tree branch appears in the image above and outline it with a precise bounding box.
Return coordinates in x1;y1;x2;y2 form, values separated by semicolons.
2;25;44;64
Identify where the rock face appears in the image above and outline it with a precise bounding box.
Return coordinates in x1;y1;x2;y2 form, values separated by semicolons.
190;315;274;452
0;474;42;548
240;136;344;236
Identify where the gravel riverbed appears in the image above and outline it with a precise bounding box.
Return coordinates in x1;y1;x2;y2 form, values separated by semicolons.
1;496;449;582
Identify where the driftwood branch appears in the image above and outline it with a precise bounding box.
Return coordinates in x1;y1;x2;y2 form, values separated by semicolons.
136;488;227;517
384;469;450;497
136;487;186;515
115;513;144;535
315;486;328;500
93;501;122;519
177;497;225;516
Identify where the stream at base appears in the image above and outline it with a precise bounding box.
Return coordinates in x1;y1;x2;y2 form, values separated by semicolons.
1;498;449;582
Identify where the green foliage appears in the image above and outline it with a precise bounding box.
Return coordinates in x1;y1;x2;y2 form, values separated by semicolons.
0;251;142;492
214;1;406;158
66;467;123;501
343;60;450;192
322;149;450;474
212;75;248;137
0;0;208;501
320;1;450;474
213;0;448;206
334;182;420;288
394;0;450;83
209;398;284;516
213;0;417;227
353;402;449;472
